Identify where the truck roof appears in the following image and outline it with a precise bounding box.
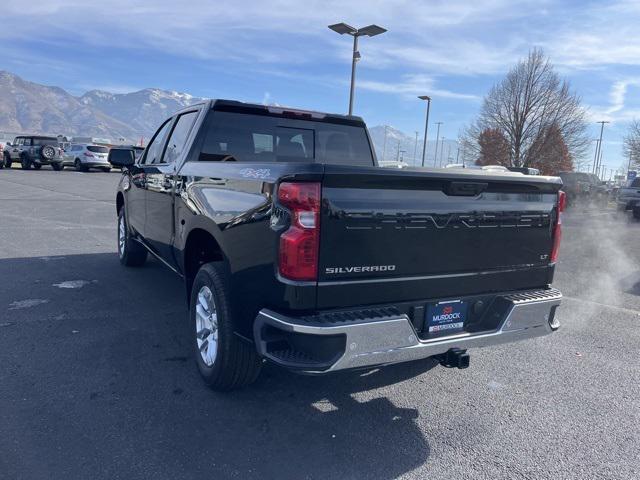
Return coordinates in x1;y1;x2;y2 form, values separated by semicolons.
210;99;366;127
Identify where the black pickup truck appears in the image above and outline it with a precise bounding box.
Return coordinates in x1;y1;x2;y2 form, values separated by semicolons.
109;100;564;391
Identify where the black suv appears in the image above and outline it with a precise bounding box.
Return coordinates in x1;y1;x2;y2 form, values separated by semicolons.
3;136;64;170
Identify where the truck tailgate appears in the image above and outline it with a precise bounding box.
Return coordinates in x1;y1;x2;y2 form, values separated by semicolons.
317;165;562;308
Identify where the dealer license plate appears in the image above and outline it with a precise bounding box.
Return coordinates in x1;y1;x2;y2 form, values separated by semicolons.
425;300;467;335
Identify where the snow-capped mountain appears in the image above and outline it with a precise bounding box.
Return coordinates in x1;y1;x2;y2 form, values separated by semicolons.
80;88;205;139
0;71;137;140
0;71;204;142
0;71;461;161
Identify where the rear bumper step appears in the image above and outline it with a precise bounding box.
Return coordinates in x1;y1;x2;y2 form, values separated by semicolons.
254;288;562;373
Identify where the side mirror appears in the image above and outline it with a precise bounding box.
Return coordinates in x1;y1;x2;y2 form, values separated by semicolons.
108;148;135;167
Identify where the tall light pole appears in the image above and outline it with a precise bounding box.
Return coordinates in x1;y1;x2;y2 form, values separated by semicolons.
328;23;387;115
433;121;443;167
413;131;419;165
418;95;431;167
592;121;609;174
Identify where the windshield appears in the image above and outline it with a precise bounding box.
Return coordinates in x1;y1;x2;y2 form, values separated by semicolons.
199;111;374;166
87;145;109;153
32;137;58;146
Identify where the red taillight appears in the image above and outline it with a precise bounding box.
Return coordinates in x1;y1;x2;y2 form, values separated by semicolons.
550;190;565;263
278;182;321;281
84;152;94;157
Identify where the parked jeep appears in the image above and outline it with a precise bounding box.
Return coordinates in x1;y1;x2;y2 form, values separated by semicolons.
4;135;64;170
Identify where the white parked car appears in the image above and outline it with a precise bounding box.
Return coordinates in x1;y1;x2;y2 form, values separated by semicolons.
62;144;111;172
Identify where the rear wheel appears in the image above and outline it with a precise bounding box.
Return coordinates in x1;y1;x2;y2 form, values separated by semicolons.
20;156;31;170
117;208;147;267
75;159;87;172
191;262;262;391
52;162;63;171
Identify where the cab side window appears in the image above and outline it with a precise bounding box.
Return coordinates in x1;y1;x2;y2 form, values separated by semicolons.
142;119;172;165
162;111;198;165
23;138;32;146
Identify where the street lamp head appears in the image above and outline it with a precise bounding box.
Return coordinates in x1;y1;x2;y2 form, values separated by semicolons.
418;95;431;101
328;22;357;35
357;24;387;37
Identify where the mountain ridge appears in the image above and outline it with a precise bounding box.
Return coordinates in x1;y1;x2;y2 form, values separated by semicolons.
0;70;458;161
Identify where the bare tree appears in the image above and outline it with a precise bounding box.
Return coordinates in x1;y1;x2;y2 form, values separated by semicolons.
460;49;589;170
623;119;640;170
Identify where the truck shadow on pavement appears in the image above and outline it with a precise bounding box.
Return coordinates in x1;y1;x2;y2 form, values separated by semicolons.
1;253;433;480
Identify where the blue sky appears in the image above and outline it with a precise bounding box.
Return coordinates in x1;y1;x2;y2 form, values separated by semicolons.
1;0;640;173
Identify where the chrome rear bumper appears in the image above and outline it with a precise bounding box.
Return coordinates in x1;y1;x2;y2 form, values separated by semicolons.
254;288;562;373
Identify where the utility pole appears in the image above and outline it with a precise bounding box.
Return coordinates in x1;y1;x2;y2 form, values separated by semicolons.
592;121;609;174
418;95;431;167
590;138;599;172
395;140;401;162
439;136;446;166
433;122;443;167
598;141;606;178
413;131;419;165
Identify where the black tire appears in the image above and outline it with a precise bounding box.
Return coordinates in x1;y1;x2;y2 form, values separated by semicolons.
52;162;63;171
101;167;111;173
20;155;31;170
191;262;262;391
33;164;42;170
3;153;11;169
633;208;640;220
75;159;87;172
117;208;147;267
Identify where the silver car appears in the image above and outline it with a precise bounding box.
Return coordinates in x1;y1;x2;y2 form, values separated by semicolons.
62;144;111;172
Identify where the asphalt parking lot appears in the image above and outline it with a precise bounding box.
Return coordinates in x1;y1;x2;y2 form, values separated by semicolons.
1;167;639;480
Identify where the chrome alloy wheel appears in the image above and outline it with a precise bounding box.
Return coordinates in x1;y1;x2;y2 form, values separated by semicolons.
118;214;126;258
195;286;219;366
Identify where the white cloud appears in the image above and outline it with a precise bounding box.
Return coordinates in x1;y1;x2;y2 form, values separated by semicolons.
357;74;479;101
0;0;546;74
543;2;640;69
2;0;640;117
